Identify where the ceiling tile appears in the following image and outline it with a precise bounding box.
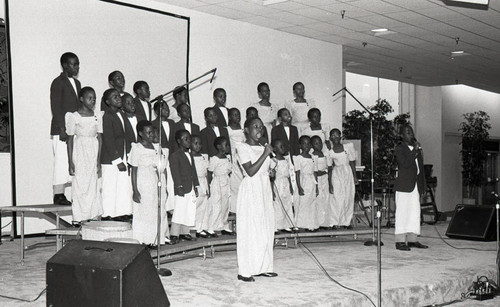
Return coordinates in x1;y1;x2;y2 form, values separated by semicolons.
194;4;255;19
319;3;375;18
303;22;356;35
349;0;407;14
240;15;293;29
218;0;280;15
265;11;318;25
280;25;328;38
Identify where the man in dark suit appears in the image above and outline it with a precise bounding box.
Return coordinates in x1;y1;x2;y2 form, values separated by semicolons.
212;88;228;127
120;93;137;157
133;81;153;122
393;124;428;251
200;107;230;157
271;108;300;158
151;100;177;152
173;103;201;143
50;52;81;205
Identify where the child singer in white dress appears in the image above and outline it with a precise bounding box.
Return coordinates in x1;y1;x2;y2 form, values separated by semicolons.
235;118;276;282
271;139;294;232
227;108;245;214
311;136;331;228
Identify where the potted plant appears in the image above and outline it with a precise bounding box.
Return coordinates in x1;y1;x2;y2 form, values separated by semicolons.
459;111;491;204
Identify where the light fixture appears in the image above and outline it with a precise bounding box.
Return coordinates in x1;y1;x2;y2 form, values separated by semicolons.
371;28;388;33
451;50;464;55
263;0;289;5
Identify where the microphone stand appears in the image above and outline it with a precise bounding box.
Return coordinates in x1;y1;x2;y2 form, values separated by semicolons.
333;87;383;307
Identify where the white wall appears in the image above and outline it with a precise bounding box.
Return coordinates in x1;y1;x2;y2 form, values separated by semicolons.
4;0;343;234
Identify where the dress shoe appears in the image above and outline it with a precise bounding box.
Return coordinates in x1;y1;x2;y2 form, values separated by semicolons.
54;194;71;206
196;231;209;238
206;231;218;238
221;230;235;236
256;272;278;277
165;237;172;245
179;234;195;241
71;221;82;228
170;236;179;245
395;242;411;251
282;228;293;233
408;241;428;249
237;275;255;282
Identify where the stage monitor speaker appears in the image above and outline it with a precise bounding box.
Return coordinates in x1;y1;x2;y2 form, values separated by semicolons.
46;240;170;307
446;204;498;241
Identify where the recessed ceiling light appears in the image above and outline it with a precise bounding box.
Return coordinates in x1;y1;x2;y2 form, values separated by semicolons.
263;0;289;5
371;28;388;32
451;50;465;54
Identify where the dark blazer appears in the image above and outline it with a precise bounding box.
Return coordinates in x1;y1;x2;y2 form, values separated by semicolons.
174;121;201;136
50;74;81;135
169;149;199;195
134;96;152;122
151;117;177;152
101;111;126;165
271;124;300;156
200;125;230;157
122;112;137;155
213;105;228;127
394;143;426;194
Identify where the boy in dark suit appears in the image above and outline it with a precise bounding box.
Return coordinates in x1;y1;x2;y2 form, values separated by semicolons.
50;52;81;205
121;93;137;157
200;107;230;157
133;81;153;122
271;108;300;158
101;89;132;220
174;103;200;140
151;100;176;152
212;88;228;127
169;129;199;244
101;71;126;111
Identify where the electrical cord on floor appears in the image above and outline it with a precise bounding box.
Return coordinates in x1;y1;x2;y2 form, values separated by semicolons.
1;221;12;230
273;180;377;307
0;287;46;303
432;225;496;252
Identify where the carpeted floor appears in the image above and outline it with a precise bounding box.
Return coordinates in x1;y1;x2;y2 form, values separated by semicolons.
1;222;499;306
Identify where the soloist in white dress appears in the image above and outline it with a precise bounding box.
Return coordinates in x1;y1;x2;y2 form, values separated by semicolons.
129;143;168;245
65;111;103;222
236;143;274;277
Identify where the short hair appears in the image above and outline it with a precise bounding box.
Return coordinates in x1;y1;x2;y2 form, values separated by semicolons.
108;71;123;83
277;108;289;118
293;82;304;91
191;134;201;142
246;106;258;117
307;108;321;119
399;124;413;136
244;117;262;129
136;120;152;135
271;138;283;148
101;88;118;106
330;128;341;136
60;52;78;66
204;107;214;118
176;103;190;114
214;136;228;148
257;82;269;93
229;108;240;116
213;88;226;98
175;129;190;142
310;135;322;144
133;81;148;95
121;92;133;102
153;100;168;114
78;86;95;99
299;135;311;144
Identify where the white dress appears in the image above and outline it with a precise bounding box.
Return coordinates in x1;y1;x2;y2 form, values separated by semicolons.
65;112;103;222
193;154;210;232
228;127;245;213
208;155;232;231
236;143;274;277
312;154;331;227
294;155;320;229
300;123;331;148
328;143;356;226
273;158;294;230
251;102;280;138
129;143;168;245
285;99;316;132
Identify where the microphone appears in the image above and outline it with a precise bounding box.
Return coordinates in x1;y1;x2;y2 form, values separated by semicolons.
210;68;217;83
259;140;275;159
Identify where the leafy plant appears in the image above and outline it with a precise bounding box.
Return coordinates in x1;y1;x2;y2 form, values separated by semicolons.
459;111;491;199
343;99;410;190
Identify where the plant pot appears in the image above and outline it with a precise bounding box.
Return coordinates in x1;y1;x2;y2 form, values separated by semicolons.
462;198;476;205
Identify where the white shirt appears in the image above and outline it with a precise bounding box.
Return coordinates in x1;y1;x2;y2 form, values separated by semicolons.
140;99;151;121
183;122;192;133
284;126;290;140
68;77;78;96
128;115;138;140
161;121;170;142
219;106;228;125
213;126;220;137
184;151;192;165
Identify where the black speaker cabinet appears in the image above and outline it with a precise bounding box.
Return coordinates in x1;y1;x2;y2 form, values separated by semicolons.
446;204;498;241
46;240;170;307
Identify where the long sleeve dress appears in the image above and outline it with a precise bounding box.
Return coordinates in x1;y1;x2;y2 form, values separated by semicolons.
273;158;294;230
328;143;356;227
65;111;103;222
235;142;274;277
294;155;319;230
129;142;168;245
208;155;232;231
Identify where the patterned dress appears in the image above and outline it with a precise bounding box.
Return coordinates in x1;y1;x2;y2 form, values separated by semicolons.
65;111;103;222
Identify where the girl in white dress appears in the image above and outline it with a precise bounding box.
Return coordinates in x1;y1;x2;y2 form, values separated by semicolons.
208;137;233;235
227;108;245;213
130;120;168;246
294;136;320;231
271;139;294;232
300;108;330;149
251;82;280;138
191;135;211;238
285;82;316;132
311;136;332;228
66;87;103;225
328;129;357;228
236;117;276;282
